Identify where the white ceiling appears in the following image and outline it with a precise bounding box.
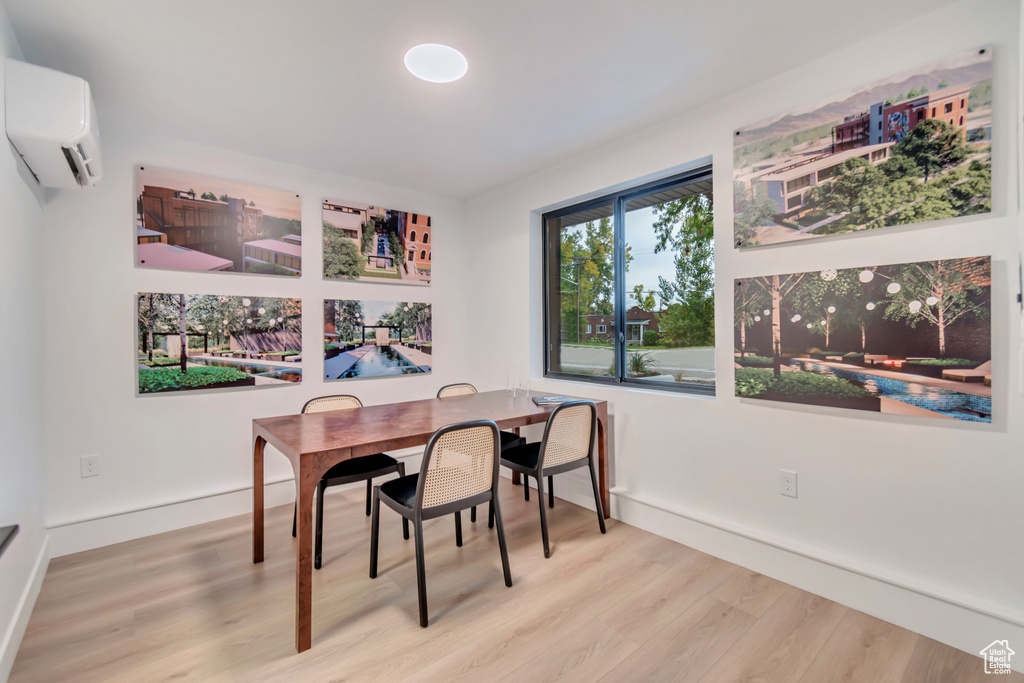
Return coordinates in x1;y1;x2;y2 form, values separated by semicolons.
5;0;961;199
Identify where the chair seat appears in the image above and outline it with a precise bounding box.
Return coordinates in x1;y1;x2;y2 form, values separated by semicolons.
379;473;420;509
500;441;540;470
500;431;524;451
323;452;400;480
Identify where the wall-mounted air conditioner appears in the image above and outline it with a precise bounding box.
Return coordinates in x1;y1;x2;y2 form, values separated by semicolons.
5;58;102;188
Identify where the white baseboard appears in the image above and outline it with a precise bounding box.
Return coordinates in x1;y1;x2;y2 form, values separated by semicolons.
47;479;297;558
609;488;1024;673
46;449;426;559
0;534;49;682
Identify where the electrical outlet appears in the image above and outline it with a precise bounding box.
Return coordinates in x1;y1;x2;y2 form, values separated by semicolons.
779;469;797;498
80;455;99;478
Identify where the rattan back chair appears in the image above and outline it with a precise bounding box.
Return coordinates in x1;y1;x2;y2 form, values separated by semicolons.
496;400;606;558
370;420;513;627
436;382;525;523
291;394;406;569
436;383;478;398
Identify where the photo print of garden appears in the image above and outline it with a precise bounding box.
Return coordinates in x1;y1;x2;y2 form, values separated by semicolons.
324;300;432;380
322;201;431;285
137;293;302;394
734;256;991;423
733;48;991;248
136;166;301;276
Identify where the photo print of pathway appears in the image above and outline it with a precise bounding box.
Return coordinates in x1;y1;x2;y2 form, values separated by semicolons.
733;48;992;248
324;300;432;379
734;257;991;422
322;201;431;286
135;166;301;276
137;293;302;394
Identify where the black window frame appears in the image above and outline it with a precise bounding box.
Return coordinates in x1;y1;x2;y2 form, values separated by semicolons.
542;164;715;396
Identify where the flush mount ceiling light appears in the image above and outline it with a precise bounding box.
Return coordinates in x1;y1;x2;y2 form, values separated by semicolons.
404;44;468;83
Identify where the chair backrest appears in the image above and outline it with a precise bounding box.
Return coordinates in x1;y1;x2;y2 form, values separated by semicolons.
302;395;363;414
437;383;477;398
416;420;499;510
539;401;596;469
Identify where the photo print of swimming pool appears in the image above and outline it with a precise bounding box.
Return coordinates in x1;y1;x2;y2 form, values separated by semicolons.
136;166;302;276
734;256;991;423
324;299;432;380
322;200;431;286
137;292;302;394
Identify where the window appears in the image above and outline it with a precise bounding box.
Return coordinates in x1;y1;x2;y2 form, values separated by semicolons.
787;195;802;210
960;98;965;108
423;233;429;244
878;121;882;130
944;102;953;114
931;107;936;117
917;110;924;122
420;250;426;260
544;164;714;394
959;115;964;126
409;249;415;261
785;174;811;194
410;230;416;242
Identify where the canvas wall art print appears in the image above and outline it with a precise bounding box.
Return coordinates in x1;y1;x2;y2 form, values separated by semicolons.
322;200;431;286
137;293;302;394
733;48;992;248
734;257;991;423
324;300;432;379
136;166;302;276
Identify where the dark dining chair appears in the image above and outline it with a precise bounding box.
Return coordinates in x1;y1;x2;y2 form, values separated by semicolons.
369;420;513;627
494;400;605;557
291;395;405;569
436;383;524;522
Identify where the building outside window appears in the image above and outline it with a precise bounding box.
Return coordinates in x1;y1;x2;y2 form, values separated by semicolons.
543;164;715;394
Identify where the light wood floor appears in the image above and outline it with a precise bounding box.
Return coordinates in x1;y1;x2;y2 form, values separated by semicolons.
11;479;1018;683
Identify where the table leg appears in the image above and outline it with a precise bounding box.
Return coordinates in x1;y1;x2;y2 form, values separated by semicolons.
295;471;315;652
293;452;338;653
595;403;610;519
253;435;266;564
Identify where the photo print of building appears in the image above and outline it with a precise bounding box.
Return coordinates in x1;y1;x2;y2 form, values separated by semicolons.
324;299;432;379
135;166;302;275
322;201;431;285
137;293;302;394
734;48;992;248
734;256;991;423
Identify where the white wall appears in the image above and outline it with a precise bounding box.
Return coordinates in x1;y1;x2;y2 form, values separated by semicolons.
465;0;1023;666
0;4;48;679
39;126;470;556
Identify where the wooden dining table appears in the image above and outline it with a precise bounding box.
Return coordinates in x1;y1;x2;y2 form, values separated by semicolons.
251;389;610;653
